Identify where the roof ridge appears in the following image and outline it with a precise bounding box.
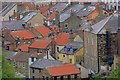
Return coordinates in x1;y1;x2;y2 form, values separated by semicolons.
97;14;113;34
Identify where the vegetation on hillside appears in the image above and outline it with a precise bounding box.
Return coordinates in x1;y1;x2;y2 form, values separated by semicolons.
2;51;15;78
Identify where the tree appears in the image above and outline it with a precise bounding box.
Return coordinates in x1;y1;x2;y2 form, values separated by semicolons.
2;53;15;78
109;64;120;78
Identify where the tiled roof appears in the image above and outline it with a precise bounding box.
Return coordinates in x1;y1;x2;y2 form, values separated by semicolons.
24;2;36;10
40;5;49;14
11;30;36;39
16;44;29;52
50;25;60;32
34;26;52;37
30;59;63;69
55;32;70;46
29;39;51;49
47;63;80;76
13;53;30;62
46;12;56;21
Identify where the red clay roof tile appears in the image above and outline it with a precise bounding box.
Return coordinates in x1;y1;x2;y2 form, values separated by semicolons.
34;26;52;37
30;39;51;49
16;44;29;52
47;12;56;21
54;32;70;46
50;25;60;32
40;5;49;14
47;63;80;76
11;30;36;39
24;2;36;10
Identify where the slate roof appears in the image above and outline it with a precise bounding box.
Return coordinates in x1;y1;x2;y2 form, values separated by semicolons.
61;42;83;55
7;51;18;60
47;63;80;76
0;3;16;16
77;6;96;18
22;12;37;22
64;4;84;14
30;59;63;69
60;13;71;22
89;13;118;34
1;20;25;31
51;2;69;12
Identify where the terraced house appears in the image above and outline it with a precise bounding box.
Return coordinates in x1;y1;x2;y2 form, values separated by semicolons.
3;29;36;51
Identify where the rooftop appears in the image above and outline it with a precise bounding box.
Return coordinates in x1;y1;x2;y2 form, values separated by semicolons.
7;51;18;60
1;20;25;31
30;59;63;69
64;4;84;14
11;30;36;39
23;2;36;10
60;13;71;22
34;26;52;37
54;32;70;46
77;6;96;18
46;12;56;21
29;39;51;49
51;2;69;12
47;63;80;76
61;42;83;55
0;3;16;16
50;25;60;32
16;44;30;52
40;5;49;14
88;13;118;34
22;12;37;22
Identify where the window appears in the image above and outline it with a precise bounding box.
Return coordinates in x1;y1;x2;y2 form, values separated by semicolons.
32;69;35;73
70;59;72;63
39;69;41;73
57;47;59;52
64;23;68;29
63;55;65;57
32;76;35;80
31;57;34;62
